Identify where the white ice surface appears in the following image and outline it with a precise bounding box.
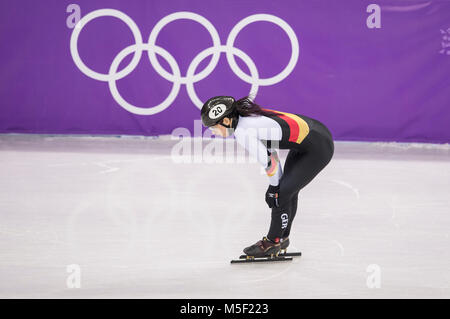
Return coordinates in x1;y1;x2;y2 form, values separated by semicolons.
0;134;449;298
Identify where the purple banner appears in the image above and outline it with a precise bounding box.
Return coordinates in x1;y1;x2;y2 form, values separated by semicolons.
0;0;449;143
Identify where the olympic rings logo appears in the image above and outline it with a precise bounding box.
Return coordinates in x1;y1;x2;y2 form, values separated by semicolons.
70;10;299;115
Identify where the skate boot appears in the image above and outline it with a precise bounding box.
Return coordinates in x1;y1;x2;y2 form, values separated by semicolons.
243;236;281;258
280;237;290;254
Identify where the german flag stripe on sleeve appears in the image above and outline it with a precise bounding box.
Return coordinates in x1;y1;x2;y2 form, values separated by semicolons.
266;153;279;177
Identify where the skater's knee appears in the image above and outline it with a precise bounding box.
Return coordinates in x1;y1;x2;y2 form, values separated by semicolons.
276;192;296;210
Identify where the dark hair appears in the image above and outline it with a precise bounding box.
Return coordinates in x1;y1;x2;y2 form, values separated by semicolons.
232;96;273;117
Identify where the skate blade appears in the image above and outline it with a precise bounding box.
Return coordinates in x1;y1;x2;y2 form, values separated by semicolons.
231;256;293;264
238;251;301;259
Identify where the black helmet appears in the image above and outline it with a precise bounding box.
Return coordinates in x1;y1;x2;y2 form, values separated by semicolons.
201;96;236;127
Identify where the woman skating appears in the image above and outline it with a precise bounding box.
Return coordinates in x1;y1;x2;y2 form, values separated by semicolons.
201;96;334;258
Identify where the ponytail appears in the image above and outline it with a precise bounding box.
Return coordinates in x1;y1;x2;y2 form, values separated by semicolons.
232;96;272;117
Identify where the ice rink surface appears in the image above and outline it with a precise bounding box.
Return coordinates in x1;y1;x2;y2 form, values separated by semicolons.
0;134;449;298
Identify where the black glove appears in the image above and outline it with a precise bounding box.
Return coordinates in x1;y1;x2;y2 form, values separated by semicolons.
265;184;280;208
